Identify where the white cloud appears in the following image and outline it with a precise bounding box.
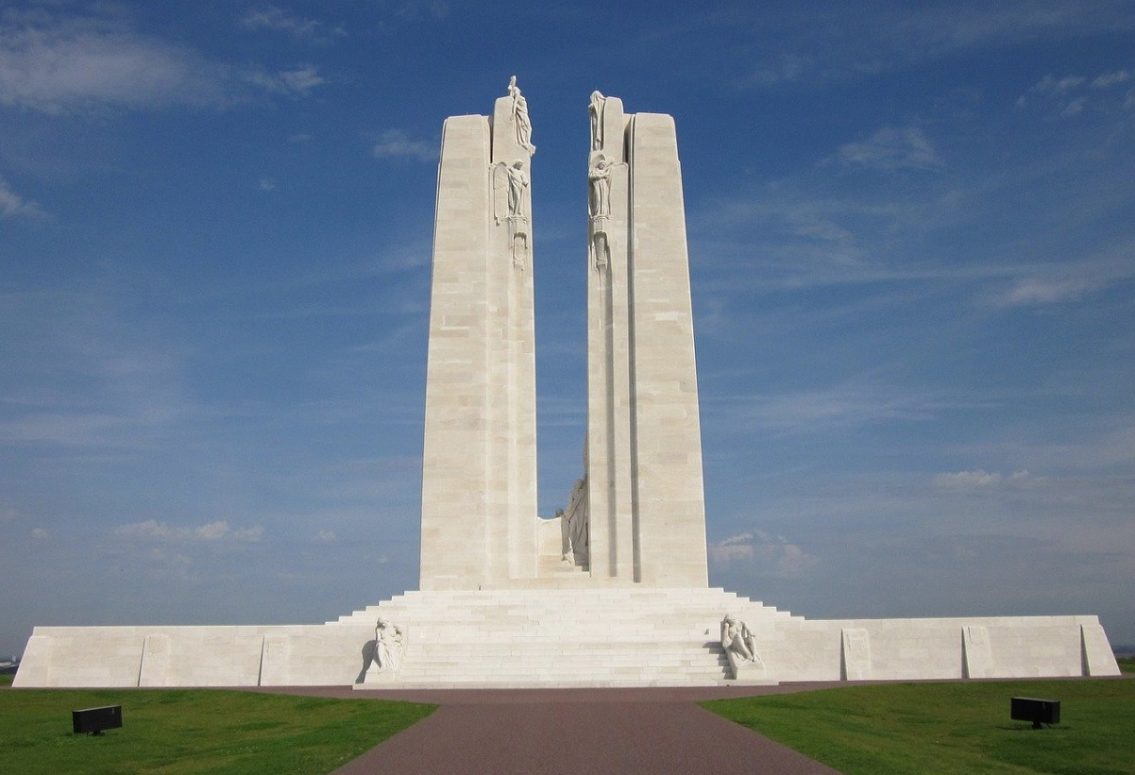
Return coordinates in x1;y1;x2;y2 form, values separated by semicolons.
1060;97;1085;117
745;53;808;86
258;177;276;191
708;530;817;578
1018;68;1134;115
934;469;1038;489
0;12;223;113
0;176;47;220
992;247;1135;307
115;519;264;543
315;529;337;544
1091;70;1130;89
837;126;943;171
739;4;1135;88
0;11;327;113
1001;276;1097;305
238;6;345;43
372;130;435;162
1030;74;1087;95
242;65;326;98
934;469;1001;488
30;527;48;540
709;532;756;563
719;385;958;436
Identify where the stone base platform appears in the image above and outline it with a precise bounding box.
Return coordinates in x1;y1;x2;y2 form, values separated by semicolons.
14;588;1120;688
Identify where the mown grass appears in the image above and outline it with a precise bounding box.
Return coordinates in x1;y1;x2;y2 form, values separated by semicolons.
0;687;435;774
704;678;1135;774
1117;656;1135;674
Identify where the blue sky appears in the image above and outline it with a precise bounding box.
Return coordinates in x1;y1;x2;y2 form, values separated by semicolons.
1;1;1133;658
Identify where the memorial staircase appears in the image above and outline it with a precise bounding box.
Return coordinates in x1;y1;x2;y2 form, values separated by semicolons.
334;587;800;688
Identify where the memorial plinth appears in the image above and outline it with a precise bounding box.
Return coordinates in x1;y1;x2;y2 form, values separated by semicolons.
15;80;1121;689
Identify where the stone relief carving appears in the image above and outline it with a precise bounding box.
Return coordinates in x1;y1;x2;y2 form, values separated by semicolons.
494;160;530;224
721;614;761;670
512;231;529;271
591;232;610;272
490;160;530;270
507;75;535;155
588;90;606;151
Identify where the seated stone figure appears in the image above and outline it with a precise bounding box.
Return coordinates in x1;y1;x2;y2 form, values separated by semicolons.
721;614;763;678
373;618;406;673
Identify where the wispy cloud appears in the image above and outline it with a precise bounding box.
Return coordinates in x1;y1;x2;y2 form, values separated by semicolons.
746;53;808;86
992;250;1135;307
738;3;1135;87
710;385;972;436
242;64;326;98
1017;68;1135;116
1029;74;1086;95
0;175;46;219
933;469;1038;489
115;519;264;543
836;126;943;171
1000;275;1106;305
1091;70;1131;89
0;11;222;113
372;129;436;162
238;6;346;44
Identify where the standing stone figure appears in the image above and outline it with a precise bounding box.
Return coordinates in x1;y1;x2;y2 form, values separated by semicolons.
508;75;535;155
588;154;612;218
588;90;606;150
506;161;530;219
721;615;759;663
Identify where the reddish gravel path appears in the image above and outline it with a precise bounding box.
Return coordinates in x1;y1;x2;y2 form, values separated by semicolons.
256;684;843;774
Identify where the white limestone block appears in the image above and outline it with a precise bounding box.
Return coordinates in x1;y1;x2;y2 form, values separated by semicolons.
1081;622;1122;676
841;628;872;680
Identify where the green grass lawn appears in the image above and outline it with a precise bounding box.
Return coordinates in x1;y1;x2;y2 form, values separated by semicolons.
705;678;1135;774
1117;656;1134;674
0;687;434;774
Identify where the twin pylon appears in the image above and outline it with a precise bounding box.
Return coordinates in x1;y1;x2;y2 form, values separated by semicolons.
420;80;708;590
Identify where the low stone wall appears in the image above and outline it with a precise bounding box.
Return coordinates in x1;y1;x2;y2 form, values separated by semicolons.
14;623;372;688
13;589;1121;688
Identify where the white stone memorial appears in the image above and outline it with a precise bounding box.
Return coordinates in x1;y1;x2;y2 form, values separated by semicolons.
15;80;1121;688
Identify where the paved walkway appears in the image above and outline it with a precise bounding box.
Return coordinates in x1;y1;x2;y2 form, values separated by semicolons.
258;684;843;774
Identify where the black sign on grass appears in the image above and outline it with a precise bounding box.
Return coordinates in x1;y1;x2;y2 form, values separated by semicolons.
1011;697;1060;729
72;705;123;735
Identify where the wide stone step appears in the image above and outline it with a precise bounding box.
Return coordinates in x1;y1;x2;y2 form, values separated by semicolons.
373;677;723;689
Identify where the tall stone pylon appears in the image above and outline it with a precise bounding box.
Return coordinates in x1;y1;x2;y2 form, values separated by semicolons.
419;77;538;590
584;93;709;586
